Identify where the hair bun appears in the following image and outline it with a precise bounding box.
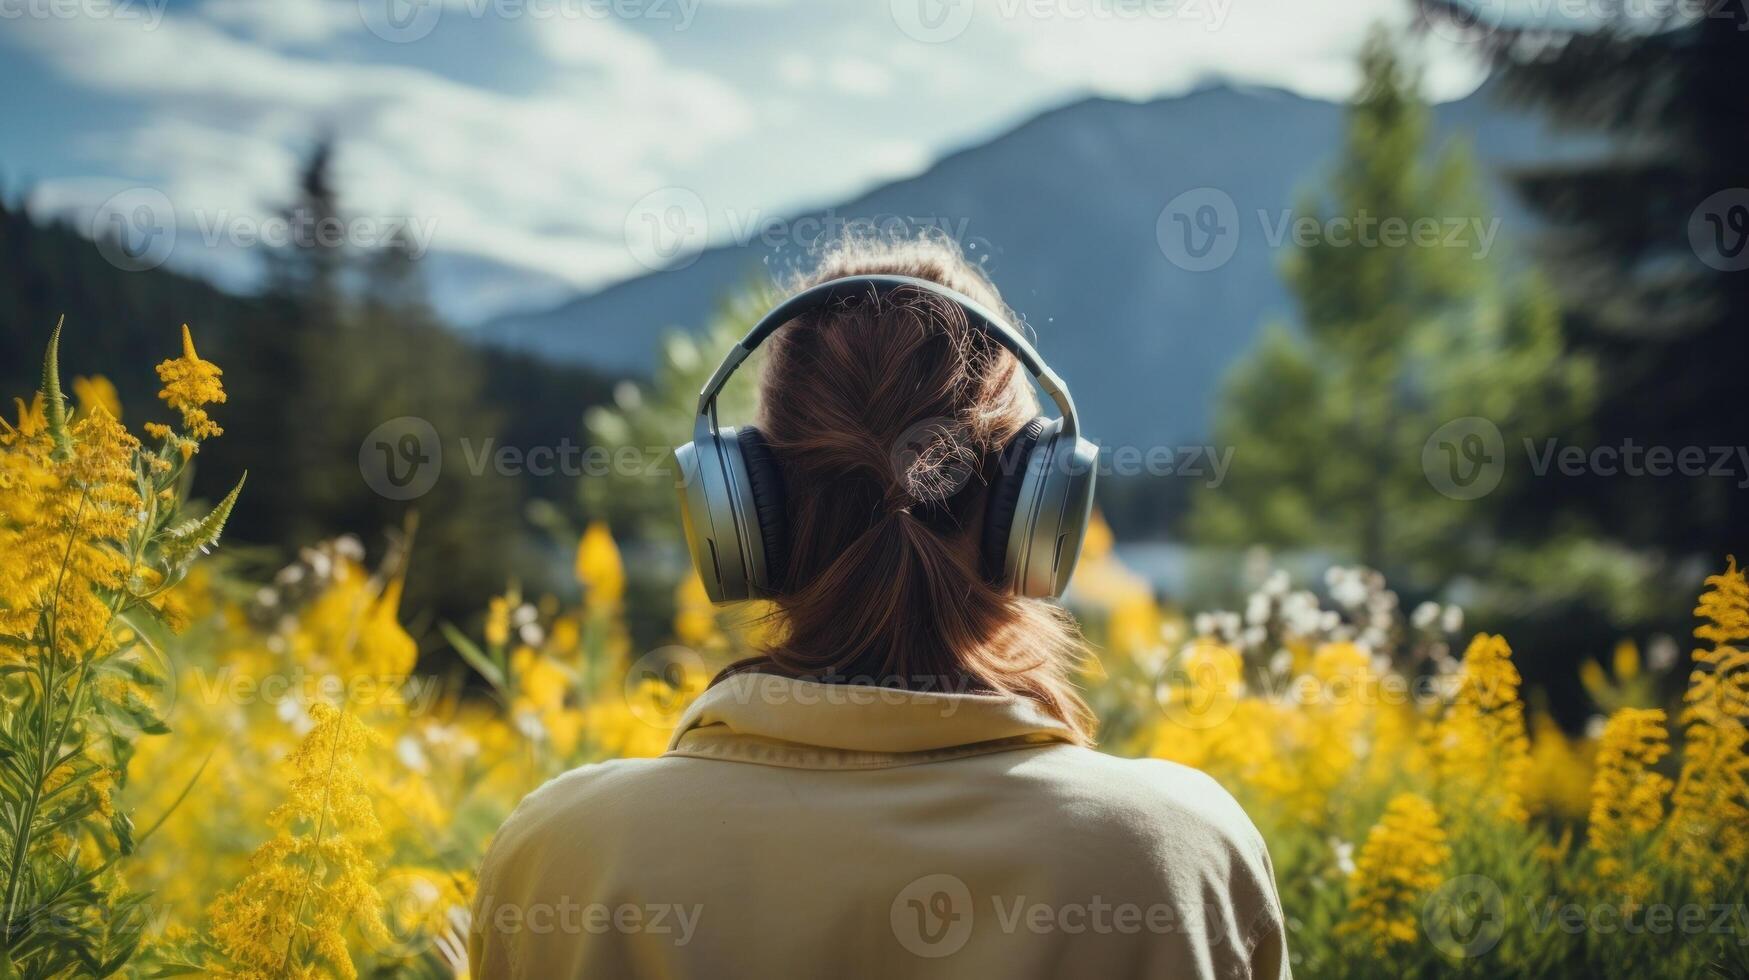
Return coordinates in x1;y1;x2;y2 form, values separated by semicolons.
887;415;979;511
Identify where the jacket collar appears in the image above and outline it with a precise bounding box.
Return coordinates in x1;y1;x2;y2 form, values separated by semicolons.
664;672;1076;770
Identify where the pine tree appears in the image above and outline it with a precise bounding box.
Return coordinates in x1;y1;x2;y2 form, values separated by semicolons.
1193;29;1592;582
1418;0;1749;559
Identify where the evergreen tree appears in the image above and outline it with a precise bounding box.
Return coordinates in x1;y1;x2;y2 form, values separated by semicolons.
1193;29;1593;585
1420;0;1749;560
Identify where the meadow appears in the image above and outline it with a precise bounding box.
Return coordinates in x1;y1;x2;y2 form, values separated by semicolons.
1;324;1745;979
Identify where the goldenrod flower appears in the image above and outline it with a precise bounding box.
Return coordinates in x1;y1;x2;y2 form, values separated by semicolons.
72;374;122;420
1587;707;1670;898
155;323;226;440
1432;634;1532;826
674;571;717;647
575;521;625;609
484;594;511;648
1664;557;1749;891
0;398;142;658
1524;711;1595;821
207;703;389;979
1337;793;1450;957
354;577;417;680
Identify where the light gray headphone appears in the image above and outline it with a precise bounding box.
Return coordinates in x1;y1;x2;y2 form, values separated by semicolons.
674;274;1097;604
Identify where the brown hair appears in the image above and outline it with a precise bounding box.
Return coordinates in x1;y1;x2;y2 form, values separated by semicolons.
723;234;1095;743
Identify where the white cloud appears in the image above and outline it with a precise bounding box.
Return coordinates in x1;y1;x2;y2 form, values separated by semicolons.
11;7;754;294
11;0;1491;320
826;56;892;96
201;0;360;46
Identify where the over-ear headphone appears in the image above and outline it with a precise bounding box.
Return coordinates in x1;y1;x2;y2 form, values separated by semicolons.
674;274;1097;604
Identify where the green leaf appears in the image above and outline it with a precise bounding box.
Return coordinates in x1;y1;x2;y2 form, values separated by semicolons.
42;315;72;459
108;808;134;858
441;621;504;690
98;695;169;736
135;750;211;849
155;472;246;569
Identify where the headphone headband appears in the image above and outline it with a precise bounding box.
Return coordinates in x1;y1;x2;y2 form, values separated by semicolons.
695;274;1079;436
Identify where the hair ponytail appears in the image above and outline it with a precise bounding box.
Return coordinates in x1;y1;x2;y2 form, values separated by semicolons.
718;233;1096;743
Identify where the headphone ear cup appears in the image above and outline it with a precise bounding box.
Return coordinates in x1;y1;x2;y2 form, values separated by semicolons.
733;426;789;591
981;417;1048;585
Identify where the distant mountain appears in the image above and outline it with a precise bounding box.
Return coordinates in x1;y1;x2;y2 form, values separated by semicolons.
481;82;1571;450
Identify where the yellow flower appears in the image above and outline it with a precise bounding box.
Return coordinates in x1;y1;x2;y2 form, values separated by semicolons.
1524;711;1595;821
1613;638;1640;681
674;571;717;647
1337;793;1450;957
353;577;417;680
0;399;142;658
73;374;122;420
1432;633;1532;826
484;594;510;648
155;323;226;440
1664;557;1749;892
575;521;625;609
1587;707;1669;899
207;703;389;979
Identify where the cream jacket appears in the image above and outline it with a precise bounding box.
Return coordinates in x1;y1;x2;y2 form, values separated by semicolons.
470;673;1289;979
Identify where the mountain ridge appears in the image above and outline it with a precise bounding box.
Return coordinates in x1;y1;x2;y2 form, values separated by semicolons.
482;80;1565;449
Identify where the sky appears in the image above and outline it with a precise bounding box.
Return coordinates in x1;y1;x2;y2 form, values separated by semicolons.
0;0;1490;322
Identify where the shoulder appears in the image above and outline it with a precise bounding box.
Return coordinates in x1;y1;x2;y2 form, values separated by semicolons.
1008;746;1274;872
474;758;673;888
